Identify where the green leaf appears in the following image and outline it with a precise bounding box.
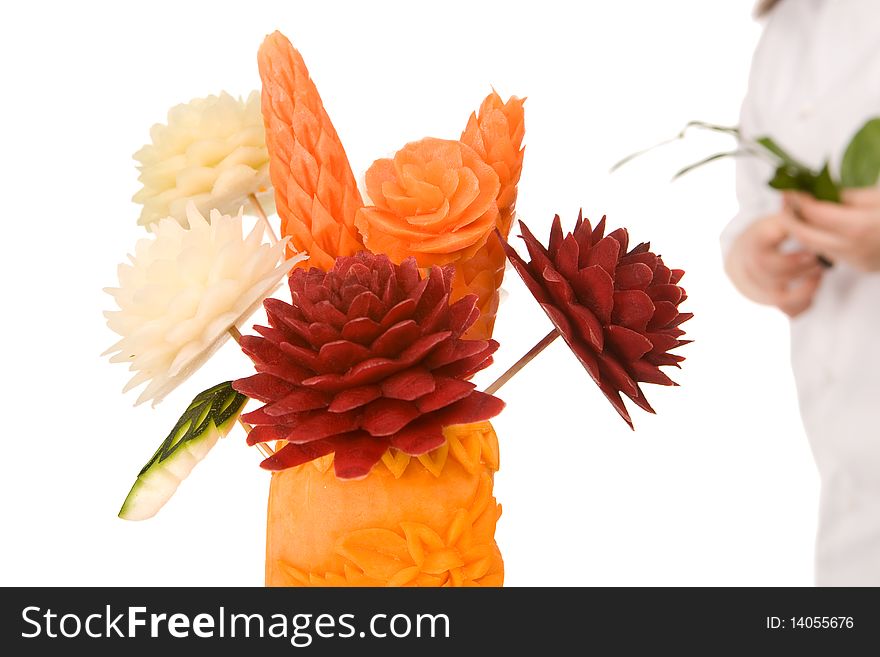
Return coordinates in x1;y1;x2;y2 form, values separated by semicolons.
137;381;247;477
756;136;812;172
810;163;842;203
767;166;809;192
840;118;880;188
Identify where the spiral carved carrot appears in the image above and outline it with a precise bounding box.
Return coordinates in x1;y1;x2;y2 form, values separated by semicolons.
454;91;526;340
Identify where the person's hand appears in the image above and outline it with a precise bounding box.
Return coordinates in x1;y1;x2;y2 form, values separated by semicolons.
725;211;824;317
782;189;880;272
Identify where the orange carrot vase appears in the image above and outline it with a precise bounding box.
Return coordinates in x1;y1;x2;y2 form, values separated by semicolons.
266;421;502;587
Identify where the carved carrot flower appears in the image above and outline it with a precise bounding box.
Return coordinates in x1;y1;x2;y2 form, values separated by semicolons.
452;91;526;340
258;31;364;271
355;138;501;268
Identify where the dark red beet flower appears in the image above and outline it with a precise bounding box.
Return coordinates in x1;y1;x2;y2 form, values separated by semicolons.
502;213;691;428
233;252;504;479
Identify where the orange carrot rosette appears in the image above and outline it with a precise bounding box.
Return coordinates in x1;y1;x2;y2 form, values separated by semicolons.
355;138;501;267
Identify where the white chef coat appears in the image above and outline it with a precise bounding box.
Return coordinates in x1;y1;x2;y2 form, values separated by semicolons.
722;0;880;586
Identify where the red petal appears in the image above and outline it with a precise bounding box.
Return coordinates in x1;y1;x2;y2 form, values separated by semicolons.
279;341;321;371
399;331;452;363
606;325;653;362
260;440;336;471
630;359;676;385
419;292;450;336
646;352;686;367
264;298;304;333
414;266;449;324
381;367;436;400
424;338;489;370
330;433;390;479
232;373;295;403
540;303;574;339
246;423;296;446
542;266;575;308
571;265;614;324
670;268;686;284
615;263;653;291
591;216;608;243
618;251;655;268
554;234;580;279
548;214;564;258
565;300;604;351
669;311;693;328
348;290;386;322
380;298;417;329
607;227;629;253
586;235;620;276
286;410;361;443
627;384;657;415
341;317;383;345
241;406;299;426
240;336;312;384
397;257;420;292
263;388;331;416
371;320;420;357
390;420;445;455
432;340;498;379
647;300;678;330
307;322;340;348
652;263;672;285
597;351;639;397
309;300;347;329
253;324;295;347
435;390;505;426
302;364;382;393
415;377;476;413
360;398;420;436
317;340;371;374
518;221;552;268
612;290;654;332
448;294;479;337
328;385;382;412
646;332;679;354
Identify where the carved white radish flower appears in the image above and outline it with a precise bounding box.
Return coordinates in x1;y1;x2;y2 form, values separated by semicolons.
105;204;303;406
133;91;274;228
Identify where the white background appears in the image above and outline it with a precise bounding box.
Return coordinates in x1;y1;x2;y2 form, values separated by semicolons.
0;0;819;586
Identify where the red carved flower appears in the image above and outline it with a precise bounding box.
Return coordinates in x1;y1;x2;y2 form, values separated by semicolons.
502;213;691;427
233;252;504;479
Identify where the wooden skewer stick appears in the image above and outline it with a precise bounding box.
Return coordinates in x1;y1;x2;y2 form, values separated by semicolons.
228;325;274;459
483;328;560;396
249;193;278;245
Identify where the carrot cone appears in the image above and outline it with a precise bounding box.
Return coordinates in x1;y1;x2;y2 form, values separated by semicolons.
266;421;503;587
258;31;364;271
454;92;526;340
